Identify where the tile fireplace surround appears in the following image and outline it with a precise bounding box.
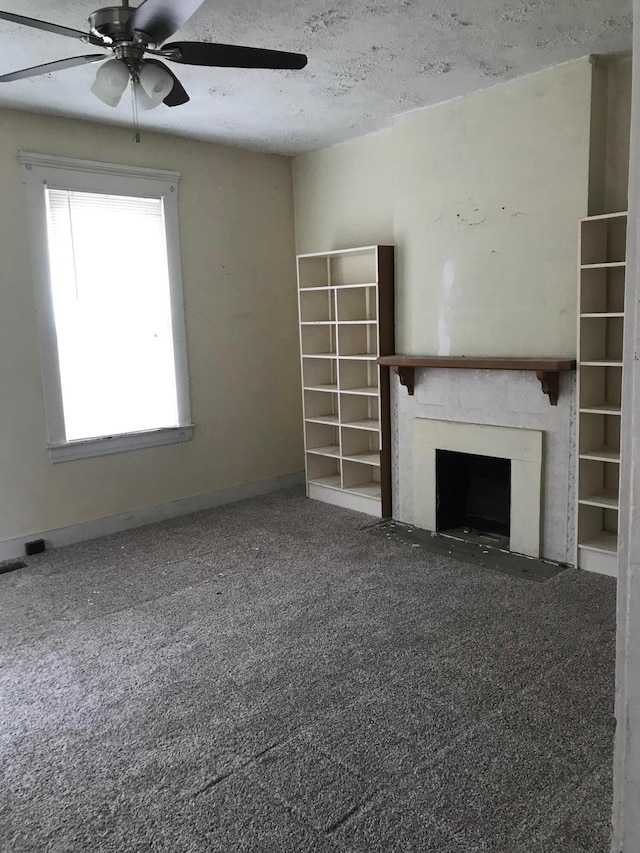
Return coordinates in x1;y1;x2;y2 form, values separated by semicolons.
390;367;576;564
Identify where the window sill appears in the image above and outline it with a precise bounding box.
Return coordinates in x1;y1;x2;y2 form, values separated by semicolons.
48;425;194;463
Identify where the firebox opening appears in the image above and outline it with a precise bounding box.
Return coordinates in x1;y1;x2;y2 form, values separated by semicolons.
436;450;511;540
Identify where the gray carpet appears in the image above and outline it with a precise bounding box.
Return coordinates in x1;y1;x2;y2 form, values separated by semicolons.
0;487;616;852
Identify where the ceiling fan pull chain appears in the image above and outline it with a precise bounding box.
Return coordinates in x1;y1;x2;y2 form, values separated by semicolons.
130;77;141;143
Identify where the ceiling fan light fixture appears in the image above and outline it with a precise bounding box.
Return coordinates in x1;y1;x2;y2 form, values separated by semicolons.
138;62;173;107
133;81;161;111
90;58;129;107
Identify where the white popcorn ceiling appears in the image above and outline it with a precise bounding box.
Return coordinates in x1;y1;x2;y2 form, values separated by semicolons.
0;0;632;154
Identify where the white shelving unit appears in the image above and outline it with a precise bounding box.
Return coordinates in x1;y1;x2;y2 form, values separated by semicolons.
297;245;394;518
576;212;627;577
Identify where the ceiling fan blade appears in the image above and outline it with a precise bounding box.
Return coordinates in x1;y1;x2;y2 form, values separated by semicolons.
0;11;104;46
0;54;105;83
128;0;206;46
162;42;308;70
144;59;189;106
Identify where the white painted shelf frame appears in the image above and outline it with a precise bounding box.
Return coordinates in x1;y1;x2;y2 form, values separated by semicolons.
576;211;627;577
297;246;394;518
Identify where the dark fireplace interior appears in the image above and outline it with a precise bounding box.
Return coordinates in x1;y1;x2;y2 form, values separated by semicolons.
436;450;511;539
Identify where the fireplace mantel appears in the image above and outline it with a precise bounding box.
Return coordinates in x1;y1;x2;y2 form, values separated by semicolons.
377;356;577;405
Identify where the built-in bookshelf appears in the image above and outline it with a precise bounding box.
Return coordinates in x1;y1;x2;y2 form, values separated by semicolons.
576;212;627;577
297;245;394;518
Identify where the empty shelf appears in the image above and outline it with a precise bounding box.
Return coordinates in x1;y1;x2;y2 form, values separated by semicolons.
332;282;378;289
338;353;377;360
307;445;340;458
340;386;378;396
344;481;382;498
579;489;619;509
306;415;340;426
579;532;618;554
342;451;380;466
579;447;620;463
304;384;338;393
342;418;380;431
580;361;623;368
309;474;342;489
579;404;622;415
580;312;625;318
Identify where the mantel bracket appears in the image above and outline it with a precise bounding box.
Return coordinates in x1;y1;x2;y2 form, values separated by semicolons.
536;370;560;406
394;366;415;396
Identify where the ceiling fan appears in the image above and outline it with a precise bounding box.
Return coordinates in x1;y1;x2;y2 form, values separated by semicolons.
0;0;308;110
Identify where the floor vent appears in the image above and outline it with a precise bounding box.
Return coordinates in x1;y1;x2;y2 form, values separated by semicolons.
0;560;27;576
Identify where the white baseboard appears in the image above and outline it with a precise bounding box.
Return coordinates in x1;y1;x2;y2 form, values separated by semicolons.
0;471;305;562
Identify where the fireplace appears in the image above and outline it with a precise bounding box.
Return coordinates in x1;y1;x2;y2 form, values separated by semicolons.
436;450;511;540
412;418;543;558
389;365;575;564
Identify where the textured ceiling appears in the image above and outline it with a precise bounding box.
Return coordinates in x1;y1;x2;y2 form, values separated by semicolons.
0;0;633;155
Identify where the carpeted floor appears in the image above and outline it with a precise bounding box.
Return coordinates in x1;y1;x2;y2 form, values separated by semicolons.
0;487;617;852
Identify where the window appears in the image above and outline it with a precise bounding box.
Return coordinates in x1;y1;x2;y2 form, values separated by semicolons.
20;152;192;462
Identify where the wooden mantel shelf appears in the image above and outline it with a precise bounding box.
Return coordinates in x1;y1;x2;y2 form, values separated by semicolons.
376;356;577;405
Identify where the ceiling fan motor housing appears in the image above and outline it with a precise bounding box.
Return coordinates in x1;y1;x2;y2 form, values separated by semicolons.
89;7;134;41
89;6;156;48
89;6;153;74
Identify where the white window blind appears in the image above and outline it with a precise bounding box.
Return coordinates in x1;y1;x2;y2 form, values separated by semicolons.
44;188;180;442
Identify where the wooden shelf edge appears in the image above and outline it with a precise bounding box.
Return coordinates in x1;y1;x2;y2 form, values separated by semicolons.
377;356;576;404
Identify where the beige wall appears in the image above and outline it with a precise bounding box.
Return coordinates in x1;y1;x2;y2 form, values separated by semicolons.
294;58;599;358
395;59;592;356
0;108;303;542
293;128;394;254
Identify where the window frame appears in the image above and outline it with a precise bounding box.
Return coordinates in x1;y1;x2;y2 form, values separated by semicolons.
19;151;193;463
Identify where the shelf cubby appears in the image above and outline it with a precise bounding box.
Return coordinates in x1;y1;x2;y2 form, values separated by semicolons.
299;288;335;323
579;316;624;363
580;213;627;266
339;359;379;395
578;504;618;552
300;324;336;357
302;358;337;392
341;427;381;465
578;365;622;413
578;412;621;462
304;389;339;423
340;393;380;431
329;250;377;287
578;457;619;508
307;453;341;489
298;255;329;289
338;323;378;358
304;422;340;459
336;285;377;321
342;459;382;498
297;245;394;517
580;266;625;315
